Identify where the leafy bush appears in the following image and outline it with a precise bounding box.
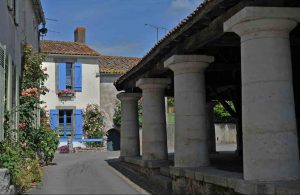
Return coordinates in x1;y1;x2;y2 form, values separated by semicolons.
0;141;42;193
83;104;105;147
0;46;58;192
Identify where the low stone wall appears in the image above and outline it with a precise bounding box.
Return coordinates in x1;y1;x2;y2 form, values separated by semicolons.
215;123;237;144
0;169;15;194
139;123;237;154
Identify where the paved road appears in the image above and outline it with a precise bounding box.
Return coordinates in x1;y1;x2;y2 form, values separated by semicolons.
28;151;141;195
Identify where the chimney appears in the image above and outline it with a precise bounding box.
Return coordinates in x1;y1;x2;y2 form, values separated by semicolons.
74;27;86;43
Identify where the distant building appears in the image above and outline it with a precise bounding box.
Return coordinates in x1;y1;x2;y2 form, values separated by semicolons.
40;27;140;147
98;55;140;131
0;0;45;140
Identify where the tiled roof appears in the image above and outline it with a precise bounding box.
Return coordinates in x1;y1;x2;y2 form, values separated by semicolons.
99;55;141;74
40;40;100;56
115;0;213;85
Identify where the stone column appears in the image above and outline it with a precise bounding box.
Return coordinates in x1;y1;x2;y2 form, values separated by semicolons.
165;55;214;167
117;92;141;158
224;7;300;181
136;78;170;161
206;102;216;154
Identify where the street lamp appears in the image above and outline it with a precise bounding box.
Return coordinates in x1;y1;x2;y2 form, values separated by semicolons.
145;24;168;43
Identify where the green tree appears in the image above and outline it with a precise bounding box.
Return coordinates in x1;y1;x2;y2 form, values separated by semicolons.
213;101;235;123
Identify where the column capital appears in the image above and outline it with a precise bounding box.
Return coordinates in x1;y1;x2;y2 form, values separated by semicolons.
164;55;214;74
224;7;300;38
136;78;171;90
117;92;141;101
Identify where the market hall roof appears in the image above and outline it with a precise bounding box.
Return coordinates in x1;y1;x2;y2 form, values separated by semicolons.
114;0;300;91
98;55;141;74
40;40;100;56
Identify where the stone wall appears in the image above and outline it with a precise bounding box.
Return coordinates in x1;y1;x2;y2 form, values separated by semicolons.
215;123;237;144
100;73;120;131
0;169;15;194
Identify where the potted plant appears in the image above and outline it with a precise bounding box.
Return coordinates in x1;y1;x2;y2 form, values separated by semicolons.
56;89;75;97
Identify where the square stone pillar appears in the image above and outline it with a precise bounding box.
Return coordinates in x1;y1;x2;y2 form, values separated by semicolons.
136;78;171;161
165;55;214;167
117;92;141;158
224;7;300;181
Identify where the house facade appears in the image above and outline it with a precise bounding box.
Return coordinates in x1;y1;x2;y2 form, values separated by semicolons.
0;0;45;140
41;28;140;148
40;28;100;146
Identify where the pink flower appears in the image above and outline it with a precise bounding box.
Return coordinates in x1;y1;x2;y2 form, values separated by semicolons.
18;123;26;128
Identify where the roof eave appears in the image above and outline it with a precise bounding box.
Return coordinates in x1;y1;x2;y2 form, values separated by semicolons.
32;0;46;25
45;53;100;59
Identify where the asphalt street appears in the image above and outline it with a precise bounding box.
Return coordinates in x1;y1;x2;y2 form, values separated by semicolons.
28;151;141;195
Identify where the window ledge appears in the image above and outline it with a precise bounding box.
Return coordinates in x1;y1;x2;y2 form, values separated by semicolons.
56;90;75;97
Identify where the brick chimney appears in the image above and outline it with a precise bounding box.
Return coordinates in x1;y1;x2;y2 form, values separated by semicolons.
74;27;86;43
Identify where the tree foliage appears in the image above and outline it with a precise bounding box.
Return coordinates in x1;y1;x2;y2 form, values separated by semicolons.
213;101;235;123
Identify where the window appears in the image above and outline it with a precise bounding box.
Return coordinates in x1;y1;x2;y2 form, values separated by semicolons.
49;109;83;140
66;63;73;89
58;110;73;137
57;62;82;92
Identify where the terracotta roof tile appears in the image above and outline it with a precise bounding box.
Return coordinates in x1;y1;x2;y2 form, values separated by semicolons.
40;40;100;56
99;55;141;74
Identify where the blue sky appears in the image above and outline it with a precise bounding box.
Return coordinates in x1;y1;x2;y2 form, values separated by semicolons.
41;0;203;57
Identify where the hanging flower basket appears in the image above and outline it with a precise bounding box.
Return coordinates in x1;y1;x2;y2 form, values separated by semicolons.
56;89;75;97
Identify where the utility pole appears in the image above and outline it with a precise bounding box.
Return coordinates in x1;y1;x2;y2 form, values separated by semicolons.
145;24;168;43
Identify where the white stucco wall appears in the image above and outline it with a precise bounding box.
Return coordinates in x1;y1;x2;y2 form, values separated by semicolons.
41;57;100;110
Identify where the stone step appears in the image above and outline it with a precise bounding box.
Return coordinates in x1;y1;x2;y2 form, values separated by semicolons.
107;158;172;194
149;175;172;192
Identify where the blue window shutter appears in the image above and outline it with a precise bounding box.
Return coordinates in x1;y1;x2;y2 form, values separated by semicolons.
74;62;82;92
75;109;83;139
50;109;58;130
58;63;66;90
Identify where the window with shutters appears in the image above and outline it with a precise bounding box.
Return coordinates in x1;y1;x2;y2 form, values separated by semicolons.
49;108;83;140
56;62;82;96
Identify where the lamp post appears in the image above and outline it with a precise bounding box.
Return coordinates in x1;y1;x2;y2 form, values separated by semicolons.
145;24;168;43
